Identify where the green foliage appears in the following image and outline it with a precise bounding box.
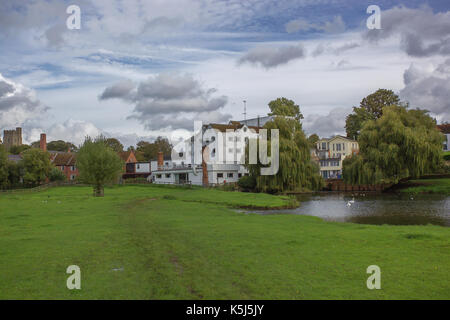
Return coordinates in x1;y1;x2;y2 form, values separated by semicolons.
8;144;31;155
136;137;173;161
237;175;256;191
443;151;450;161
307;133;319;148
20;148;52;186
105;138;124;153
247;101;323;193
343;105;444;185
268;97;303;121
77;135;124;196
48;167;67;182
46;140;78;152
345;89;401;139
0;145;8;188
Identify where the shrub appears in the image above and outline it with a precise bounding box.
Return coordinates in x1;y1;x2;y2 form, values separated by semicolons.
48;167;67;182
237;175;256;191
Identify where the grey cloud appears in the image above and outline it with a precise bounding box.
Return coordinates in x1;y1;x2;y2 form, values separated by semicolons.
0;74;48;130
99;80;135;100
312;42;360;57
238;44;305;69
303;107;350;138
285;16;345;34
400;62;450;121
0;81;15;97
364;6;450;57
101;73;230;130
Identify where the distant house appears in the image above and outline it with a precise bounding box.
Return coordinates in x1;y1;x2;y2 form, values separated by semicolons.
52;152;78;181
7;154;22;164
437;124;450;151
314;135;359;179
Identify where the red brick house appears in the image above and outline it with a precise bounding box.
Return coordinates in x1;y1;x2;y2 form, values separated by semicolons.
52;152;78;181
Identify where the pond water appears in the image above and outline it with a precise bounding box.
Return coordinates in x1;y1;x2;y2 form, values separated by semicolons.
249;193;450;227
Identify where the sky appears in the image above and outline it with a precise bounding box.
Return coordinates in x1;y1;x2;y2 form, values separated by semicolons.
0;0;449;147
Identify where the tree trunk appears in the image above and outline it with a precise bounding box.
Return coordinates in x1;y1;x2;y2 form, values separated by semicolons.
93;185;104;197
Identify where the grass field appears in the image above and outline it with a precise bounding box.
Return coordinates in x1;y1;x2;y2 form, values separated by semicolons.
400;178;450;195
0;185;449;299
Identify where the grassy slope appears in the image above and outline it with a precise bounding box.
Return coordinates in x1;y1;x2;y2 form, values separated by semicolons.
401;178;450;195
0;185;449;299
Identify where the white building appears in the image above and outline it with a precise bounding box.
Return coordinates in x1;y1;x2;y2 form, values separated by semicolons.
150;121;262;185
437;124;450;151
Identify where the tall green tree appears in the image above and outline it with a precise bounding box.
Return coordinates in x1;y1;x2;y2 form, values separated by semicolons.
345;89;401;139
47;140;78;152
136;137;173;161
9;144;31;155
21;148;52;186
77;135;124;197
105;138;124;153
268;97;303;121
246;98;322;193
343;105;444;185
0;145;8;188
307;133;319;149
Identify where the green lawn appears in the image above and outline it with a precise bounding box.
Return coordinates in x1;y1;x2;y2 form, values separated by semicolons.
0;185;449;299
401;178;450;195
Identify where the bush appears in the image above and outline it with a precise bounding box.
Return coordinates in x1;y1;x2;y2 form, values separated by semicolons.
48;167;66;182
237;175;256;192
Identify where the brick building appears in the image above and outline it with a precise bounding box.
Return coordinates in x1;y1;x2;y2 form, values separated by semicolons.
2;127;22;151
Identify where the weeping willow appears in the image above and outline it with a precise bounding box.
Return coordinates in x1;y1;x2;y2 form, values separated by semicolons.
246;116;323;193
343;105;444;185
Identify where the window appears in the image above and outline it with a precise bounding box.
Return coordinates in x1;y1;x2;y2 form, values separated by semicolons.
70;175;76;181
156;174;162;179
227;173;233;178
228;136;233;142
236;148;241;153
238;173;242;178
342;143;345;150
321;142;326;150
179;152;183;157
244;173;249;176
137;164;140;169
228;148;233;153
165;174;171;178
217;173;223;178
236;137;240;142
336;144;341;151
71;166;76;171
165;162;169;166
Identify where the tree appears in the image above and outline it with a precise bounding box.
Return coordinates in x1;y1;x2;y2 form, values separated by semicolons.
345;89;401;139
0;145;8;188
48;167;66;182
9;144;31;155
343;105;444;185
268;97;303;121
21;148;52;186
136;137;173;161
77;135;124;197
47;140;78;152
105;138;124;153
307;133;319;149
246;98;322;193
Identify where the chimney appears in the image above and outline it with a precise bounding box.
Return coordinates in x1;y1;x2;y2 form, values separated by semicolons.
40;133;47;152
157;151;164;168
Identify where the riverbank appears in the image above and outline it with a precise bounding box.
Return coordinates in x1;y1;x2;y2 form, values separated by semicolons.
0;185;449;299
398;178;450;195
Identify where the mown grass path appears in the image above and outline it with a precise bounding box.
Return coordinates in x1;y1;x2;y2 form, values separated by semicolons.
0;185;449;299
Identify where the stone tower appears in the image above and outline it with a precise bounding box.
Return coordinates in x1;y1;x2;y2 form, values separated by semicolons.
3;127;22;151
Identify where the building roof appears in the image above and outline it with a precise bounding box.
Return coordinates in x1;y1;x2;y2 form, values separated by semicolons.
52;153;76;166
206;123;261;133
118;151;135;162
318;135;357;143
7;154;22;163
437;124;450;134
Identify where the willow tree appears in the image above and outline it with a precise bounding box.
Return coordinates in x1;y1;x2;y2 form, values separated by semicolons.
345;89;402;140
77;135;124;197
343;105;444;185
246;98;322;193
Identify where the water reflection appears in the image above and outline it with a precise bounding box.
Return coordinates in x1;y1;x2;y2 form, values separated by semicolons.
251;193;450;227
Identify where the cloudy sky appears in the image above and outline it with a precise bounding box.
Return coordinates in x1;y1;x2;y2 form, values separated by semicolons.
0;0;449;147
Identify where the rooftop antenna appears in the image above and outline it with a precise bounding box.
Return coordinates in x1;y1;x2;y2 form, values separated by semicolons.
243;100;247;122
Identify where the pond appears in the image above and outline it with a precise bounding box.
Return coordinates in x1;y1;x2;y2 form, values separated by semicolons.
248;193;450;227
